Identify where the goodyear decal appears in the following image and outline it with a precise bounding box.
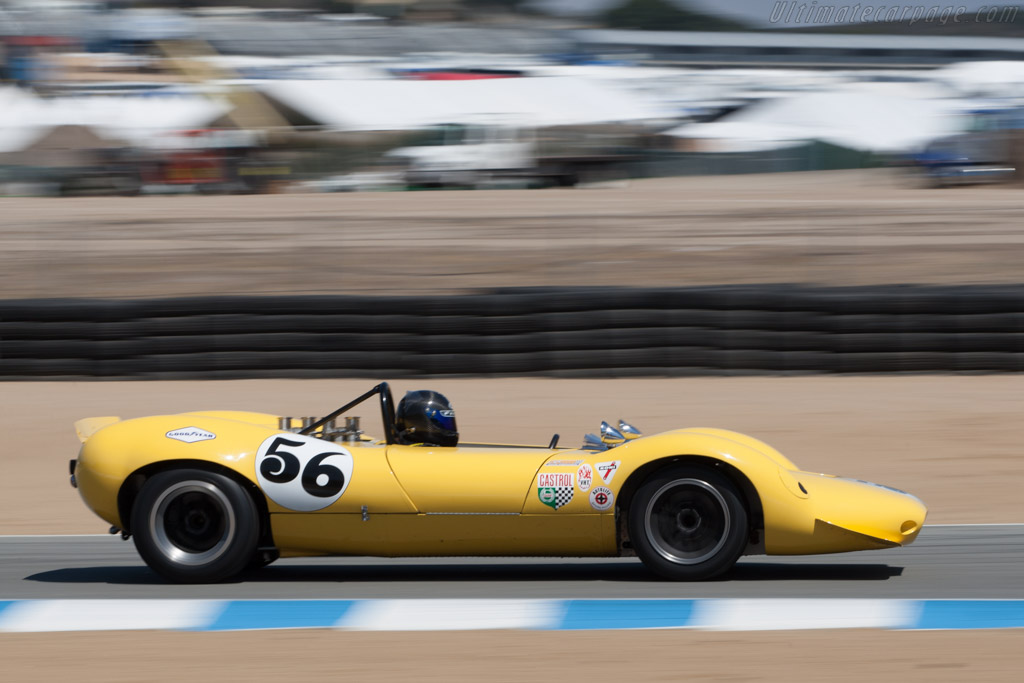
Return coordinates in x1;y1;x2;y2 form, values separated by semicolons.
165;427;216;443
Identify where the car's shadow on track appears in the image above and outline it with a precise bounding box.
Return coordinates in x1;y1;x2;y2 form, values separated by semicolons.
25;566;168;585
25;561;903;585
729;562;903;581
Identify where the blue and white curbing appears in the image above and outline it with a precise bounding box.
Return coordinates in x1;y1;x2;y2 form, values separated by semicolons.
0;599;1022;633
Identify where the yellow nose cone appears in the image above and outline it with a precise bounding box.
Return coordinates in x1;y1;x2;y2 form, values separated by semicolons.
767;472;927;555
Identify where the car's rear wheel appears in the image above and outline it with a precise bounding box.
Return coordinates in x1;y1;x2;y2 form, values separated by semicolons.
628;466;748;581
131;469;259;583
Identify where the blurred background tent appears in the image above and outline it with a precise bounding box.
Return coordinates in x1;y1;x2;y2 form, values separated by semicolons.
259;76;672;131
666;90;963;154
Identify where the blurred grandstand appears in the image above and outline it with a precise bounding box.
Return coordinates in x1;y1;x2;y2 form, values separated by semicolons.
2;0;1024;194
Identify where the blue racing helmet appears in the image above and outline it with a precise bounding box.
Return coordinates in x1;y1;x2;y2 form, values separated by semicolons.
394;390;458;447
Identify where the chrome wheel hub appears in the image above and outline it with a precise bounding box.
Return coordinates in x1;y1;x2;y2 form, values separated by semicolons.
149;480;235;566
644;478;730;565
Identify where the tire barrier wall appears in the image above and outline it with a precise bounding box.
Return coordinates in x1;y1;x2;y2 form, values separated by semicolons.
2;285;1023;379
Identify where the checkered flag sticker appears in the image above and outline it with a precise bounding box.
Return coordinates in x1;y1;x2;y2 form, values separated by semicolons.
538;472;575;509
539;485;574;509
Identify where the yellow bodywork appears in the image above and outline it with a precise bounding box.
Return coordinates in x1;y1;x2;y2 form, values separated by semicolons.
73;410;926;559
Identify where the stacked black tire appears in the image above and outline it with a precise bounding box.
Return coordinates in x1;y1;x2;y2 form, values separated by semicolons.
2;285;1023;378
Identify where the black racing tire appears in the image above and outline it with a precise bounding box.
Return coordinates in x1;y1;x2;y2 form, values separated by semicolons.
628;466;748;581
131;469;260;583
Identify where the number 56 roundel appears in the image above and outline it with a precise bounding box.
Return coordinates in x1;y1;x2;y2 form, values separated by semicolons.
255;434;354;511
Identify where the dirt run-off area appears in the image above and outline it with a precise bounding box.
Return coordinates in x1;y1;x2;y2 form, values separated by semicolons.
2;170;1024;298
2;629;1023;683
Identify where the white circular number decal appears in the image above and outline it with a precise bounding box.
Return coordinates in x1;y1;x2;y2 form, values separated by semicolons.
255;434;354;511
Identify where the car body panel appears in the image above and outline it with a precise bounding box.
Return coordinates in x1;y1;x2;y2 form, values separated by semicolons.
271;513;613;557
76;414;275;527
768;472;926;553
73;406;926;561
386;445;554;513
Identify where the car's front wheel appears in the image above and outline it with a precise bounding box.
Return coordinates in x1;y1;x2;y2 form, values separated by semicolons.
131;469;259;583
628;466;749;581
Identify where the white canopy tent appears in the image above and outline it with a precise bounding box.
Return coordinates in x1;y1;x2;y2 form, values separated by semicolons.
933;61;1024;99
0;87;234;155
668;121;807;153
260;76;672;131
666;90;963;154
0;87;50;154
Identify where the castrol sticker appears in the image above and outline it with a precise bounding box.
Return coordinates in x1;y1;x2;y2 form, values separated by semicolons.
538;472;574;509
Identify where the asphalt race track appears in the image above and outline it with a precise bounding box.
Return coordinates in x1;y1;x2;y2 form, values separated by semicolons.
2;525;1021;600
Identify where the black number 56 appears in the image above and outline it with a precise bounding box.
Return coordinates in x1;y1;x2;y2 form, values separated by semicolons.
259;437;346;498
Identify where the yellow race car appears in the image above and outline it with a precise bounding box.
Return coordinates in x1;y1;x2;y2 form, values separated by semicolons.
71;382;926;583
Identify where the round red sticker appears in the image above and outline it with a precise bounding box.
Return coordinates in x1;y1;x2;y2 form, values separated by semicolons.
589;486;613;511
